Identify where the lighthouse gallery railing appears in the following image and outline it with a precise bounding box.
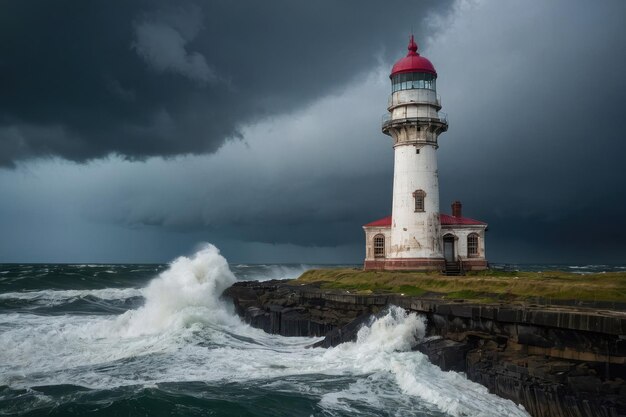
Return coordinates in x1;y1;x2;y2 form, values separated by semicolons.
381;112;448;129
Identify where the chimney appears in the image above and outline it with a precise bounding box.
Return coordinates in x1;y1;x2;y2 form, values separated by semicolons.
452;201;462;218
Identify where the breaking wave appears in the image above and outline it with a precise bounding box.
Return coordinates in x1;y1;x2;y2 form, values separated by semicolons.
0;244;528;417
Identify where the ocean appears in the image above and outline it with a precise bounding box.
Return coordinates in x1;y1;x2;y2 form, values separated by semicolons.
3;244;614;416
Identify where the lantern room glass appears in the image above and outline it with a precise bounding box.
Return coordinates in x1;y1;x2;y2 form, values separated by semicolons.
391;72;436;93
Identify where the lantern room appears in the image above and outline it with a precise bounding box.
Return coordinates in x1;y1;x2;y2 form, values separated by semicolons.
390;35;437;93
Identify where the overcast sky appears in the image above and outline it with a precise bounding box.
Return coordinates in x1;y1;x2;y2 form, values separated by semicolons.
1;0;625;264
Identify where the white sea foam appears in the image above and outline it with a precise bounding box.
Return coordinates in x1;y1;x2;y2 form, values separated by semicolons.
318;307;529;417
112;244;239;336
0;244;529;416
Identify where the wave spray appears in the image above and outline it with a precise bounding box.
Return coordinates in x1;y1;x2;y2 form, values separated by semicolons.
116;244;238;336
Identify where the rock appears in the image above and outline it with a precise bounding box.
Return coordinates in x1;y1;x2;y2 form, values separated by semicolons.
415;337;476;372
222;279;626;417
310;312;374;348
568;375;602;393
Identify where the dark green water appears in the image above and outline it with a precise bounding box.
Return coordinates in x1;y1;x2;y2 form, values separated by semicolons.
0;247;535;416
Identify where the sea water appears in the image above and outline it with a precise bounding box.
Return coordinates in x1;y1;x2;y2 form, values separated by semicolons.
0;245;535;416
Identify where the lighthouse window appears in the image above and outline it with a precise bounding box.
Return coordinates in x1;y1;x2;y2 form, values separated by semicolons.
413;189;426;212
392;72;436;92
467;233;479;257
373;234;385;257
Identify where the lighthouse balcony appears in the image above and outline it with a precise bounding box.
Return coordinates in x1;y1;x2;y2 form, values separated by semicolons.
381;112;448;134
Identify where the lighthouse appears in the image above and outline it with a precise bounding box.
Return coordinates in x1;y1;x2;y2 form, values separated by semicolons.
363;36;488;272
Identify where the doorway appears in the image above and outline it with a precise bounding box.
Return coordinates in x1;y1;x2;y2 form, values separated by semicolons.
443;234;455;262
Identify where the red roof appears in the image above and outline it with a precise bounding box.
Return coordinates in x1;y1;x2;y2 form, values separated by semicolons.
364;214;486;227
363;216;392;227
440;213;486;226
390;35;437;78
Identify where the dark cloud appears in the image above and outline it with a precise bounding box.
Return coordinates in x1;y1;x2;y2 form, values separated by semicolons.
132;6;216;84
0;0;452;167
1;0;625;264
432;0;626;263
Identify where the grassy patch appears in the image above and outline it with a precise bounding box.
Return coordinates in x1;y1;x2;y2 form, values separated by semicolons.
391;285;427;296
444;290;483;299
292;268;626;303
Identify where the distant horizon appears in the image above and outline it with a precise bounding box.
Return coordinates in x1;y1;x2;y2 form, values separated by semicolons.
2;259;625;268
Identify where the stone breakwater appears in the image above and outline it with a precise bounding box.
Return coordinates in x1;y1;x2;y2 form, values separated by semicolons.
224;280;626;417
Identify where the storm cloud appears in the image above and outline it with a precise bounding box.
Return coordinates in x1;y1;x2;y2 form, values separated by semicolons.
0;0;451;167
1;0;625;264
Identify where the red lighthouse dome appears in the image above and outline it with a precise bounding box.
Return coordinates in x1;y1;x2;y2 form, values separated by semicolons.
390;35;437;78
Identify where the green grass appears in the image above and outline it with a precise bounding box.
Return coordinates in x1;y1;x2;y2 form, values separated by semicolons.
393;285;427;296
292;268;626;303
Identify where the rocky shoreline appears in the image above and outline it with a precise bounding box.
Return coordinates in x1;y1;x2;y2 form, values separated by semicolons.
224;280;626;417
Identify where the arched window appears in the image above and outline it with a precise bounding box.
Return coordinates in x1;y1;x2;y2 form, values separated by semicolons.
413;190;426;212
467;233;479;257
373;234;385;258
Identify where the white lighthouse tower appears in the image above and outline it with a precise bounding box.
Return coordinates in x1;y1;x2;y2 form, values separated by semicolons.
363;36;488;272
362;36;446;270
384;35;447;269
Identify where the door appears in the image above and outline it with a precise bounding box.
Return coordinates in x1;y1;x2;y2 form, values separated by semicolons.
443;235;455;262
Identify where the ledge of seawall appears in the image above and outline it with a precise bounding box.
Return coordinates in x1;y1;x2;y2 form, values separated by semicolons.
223;280;626;417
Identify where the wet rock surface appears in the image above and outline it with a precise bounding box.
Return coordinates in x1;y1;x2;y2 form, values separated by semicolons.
223;280;626;417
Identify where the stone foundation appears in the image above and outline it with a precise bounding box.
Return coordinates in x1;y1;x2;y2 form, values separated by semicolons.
461;258;489;271
364;257;446;270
